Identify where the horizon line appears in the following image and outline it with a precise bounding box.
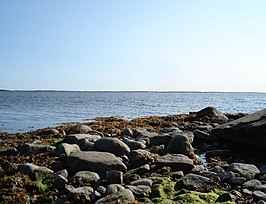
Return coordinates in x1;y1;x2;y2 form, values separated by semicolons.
0;89;265;94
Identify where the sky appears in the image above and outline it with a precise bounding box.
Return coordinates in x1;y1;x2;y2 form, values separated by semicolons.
0;1;266;92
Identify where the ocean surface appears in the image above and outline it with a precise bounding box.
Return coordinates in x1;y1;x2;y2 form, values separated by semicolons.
0;91;265;133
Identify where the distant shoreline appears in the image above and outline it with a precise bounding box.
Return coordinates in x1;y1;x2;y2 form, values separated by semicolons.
0;89;265;94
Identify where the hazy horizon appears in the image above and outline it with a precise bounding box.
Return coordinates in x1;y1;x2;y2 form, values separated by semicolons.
1;1;266;92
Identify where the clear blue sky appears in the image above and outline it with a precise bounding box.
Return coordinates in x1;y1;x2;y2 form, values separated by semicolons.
1;0;266;92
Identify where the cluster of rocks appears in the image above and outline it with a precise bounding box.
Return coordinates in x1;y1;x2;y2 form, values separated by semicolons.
1;107;266;203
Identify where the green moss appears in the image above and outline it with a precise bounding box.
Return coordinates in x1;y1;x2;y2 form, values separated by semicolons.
150;177;176;200
151;197;177;204
174;190;236;204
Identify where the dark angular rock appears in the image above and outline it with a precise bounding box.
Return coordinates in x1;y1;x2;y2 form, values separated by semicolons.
212;108;266;148
156;154;194;173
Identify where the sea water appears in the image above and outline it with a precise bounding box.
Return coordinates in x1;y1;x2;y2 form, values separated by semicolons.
0;91;265;133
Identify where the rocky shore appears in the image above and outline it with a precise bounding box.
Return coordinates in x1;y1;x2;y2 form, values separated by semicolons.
1;107;266;204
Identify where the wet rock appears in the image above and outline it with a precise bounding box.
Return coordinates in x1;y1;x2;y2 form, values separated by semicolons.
66;151;127;176
106;170;123;185
54;143;80;157
122;137;146;150
205;149;232;161
227;163;260;180
156;154;194;173
257;200;266;204
166;134;194;157
94;137;130;156
70;171;100;188
95;189;135;204
128;149;156;167
212;108;266;148
175;173;211;191
242;179;262;190
130;178;153;187
126;185;151;198
63;134;101;149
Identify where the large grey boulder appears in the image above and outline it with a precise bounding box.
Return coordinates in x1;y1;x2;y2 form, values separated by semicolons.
212;108;266;148
156;154;194;173
166;133;194;158
54;143;80;157
63;134;101;149
66;151;127;176
227;163;260;180
70;171;100;187
94;137;130;156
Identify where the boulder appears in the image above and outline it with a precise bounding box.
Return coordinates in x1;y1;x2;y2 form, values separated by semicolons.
174;173;212;191
19;163;53;180
212;108;266;148
156;154;194;173
149;133;173;147
130;178;153;187
95;189;135;204
54;143;80;157
18;143;50;155
128;149;156;168
63;134;101;149
105;184;125;195
67;186;94;203
126;185;151;198
227;163;260;180
255;185;266;194
66;151;127;176
70;171;100;187
41;128;59;136
166;134;194;157
242;179;262;190
94;137;130;156
122;137;146;150
194;107;228;123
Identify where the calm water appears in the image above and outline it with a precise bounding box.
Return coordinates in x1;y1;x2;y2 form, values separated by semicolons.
0;91;265;133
